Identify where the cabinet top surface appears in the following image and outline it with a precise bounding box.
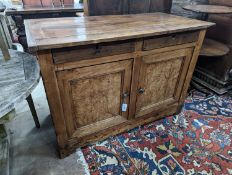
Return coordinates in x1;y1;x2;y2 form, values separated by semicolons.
25;13;214;52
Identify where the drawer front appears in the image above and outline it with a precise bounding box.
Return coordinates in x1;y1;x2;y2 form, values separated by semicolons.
52;40;135;64
143;31;199;51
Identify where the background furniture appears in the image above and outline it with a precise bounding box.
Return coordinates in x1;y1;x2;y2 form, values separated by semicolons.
0;2;5;12
0;48;40;175
183;5;232;14
84;0;172;16
5;2;83;51
25;13;213;158
0;13;40;128
183;2;232;94
22;0;74;8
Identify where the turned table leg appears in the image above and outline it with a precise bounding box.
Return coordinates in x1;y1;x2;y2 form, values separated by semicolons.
0;110;15;175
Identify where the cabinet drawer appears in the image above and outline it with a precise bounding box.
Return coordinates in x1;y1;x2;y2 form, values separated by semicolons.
143;31;199;51
52;40;135;64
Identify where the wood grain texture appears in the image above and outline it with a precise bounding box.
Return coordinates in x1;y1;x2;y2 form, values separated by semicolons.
56;59;132;138
24;13;214;51
33;14;212;158
5;4;83;51
143;31;199;50
180;30;207;102
128;39;143;119
71;73;122;127
52;40;135;64
37;50;69;157
53;42;196;72
183;5;232;14
135;48;193;117
0;50;40;118
64;103;179;157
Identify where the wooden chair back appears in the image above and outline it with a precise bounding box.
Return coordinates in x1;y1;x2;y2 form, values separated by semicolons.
0;14;12;49
22;0;74;8
84;0;172;16
0;13;11;60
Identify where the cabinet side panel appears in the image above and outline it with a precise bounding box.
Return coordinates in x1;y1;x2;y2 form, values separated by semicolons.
37;50;68;158
180;30;207;102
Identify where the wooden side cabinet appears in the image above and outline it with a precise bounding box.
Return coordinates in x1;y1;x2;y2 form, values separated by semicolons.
54;47;194;144
45;37;198;157
25;13;213;158
38;35;203;158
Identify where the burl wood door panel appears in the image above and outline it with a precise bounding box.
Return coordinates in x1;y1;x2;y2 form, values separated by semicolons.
57;59;132;138
135;48;193;117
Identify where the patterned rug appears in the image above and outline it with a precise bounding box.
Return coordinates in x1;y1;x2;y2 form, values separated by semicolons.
81;91;232;175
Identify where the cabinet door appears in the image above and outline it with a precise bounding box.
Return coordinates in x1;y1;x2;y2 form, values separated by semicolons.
57;59;132;138
135;48;193;117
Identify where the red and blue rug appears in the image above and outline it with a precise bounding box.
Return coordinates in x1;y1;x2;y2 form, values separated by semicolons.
81;91;232;175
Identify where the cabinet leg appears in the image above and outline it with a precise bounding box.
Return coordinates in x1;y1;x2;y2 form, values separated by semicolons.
26;94;40;128
175;104;184;115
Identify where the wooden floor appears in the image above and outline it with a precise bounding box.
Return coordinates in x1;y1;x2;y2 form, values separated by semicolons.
7;79;88;175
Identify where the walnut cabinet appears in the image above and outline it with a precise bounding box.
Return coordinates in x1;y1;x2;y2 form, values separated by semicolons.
24;13;213;158
54;44;195;146
51;35;198;158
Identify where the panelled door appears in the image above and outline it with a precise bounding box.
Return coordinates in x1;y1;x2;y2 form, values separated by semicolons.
135;48;194;117
57;59;133;139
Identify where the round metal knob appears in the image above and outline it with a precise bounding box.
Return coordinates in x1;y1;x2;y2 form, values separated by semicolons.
138;88;145;94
